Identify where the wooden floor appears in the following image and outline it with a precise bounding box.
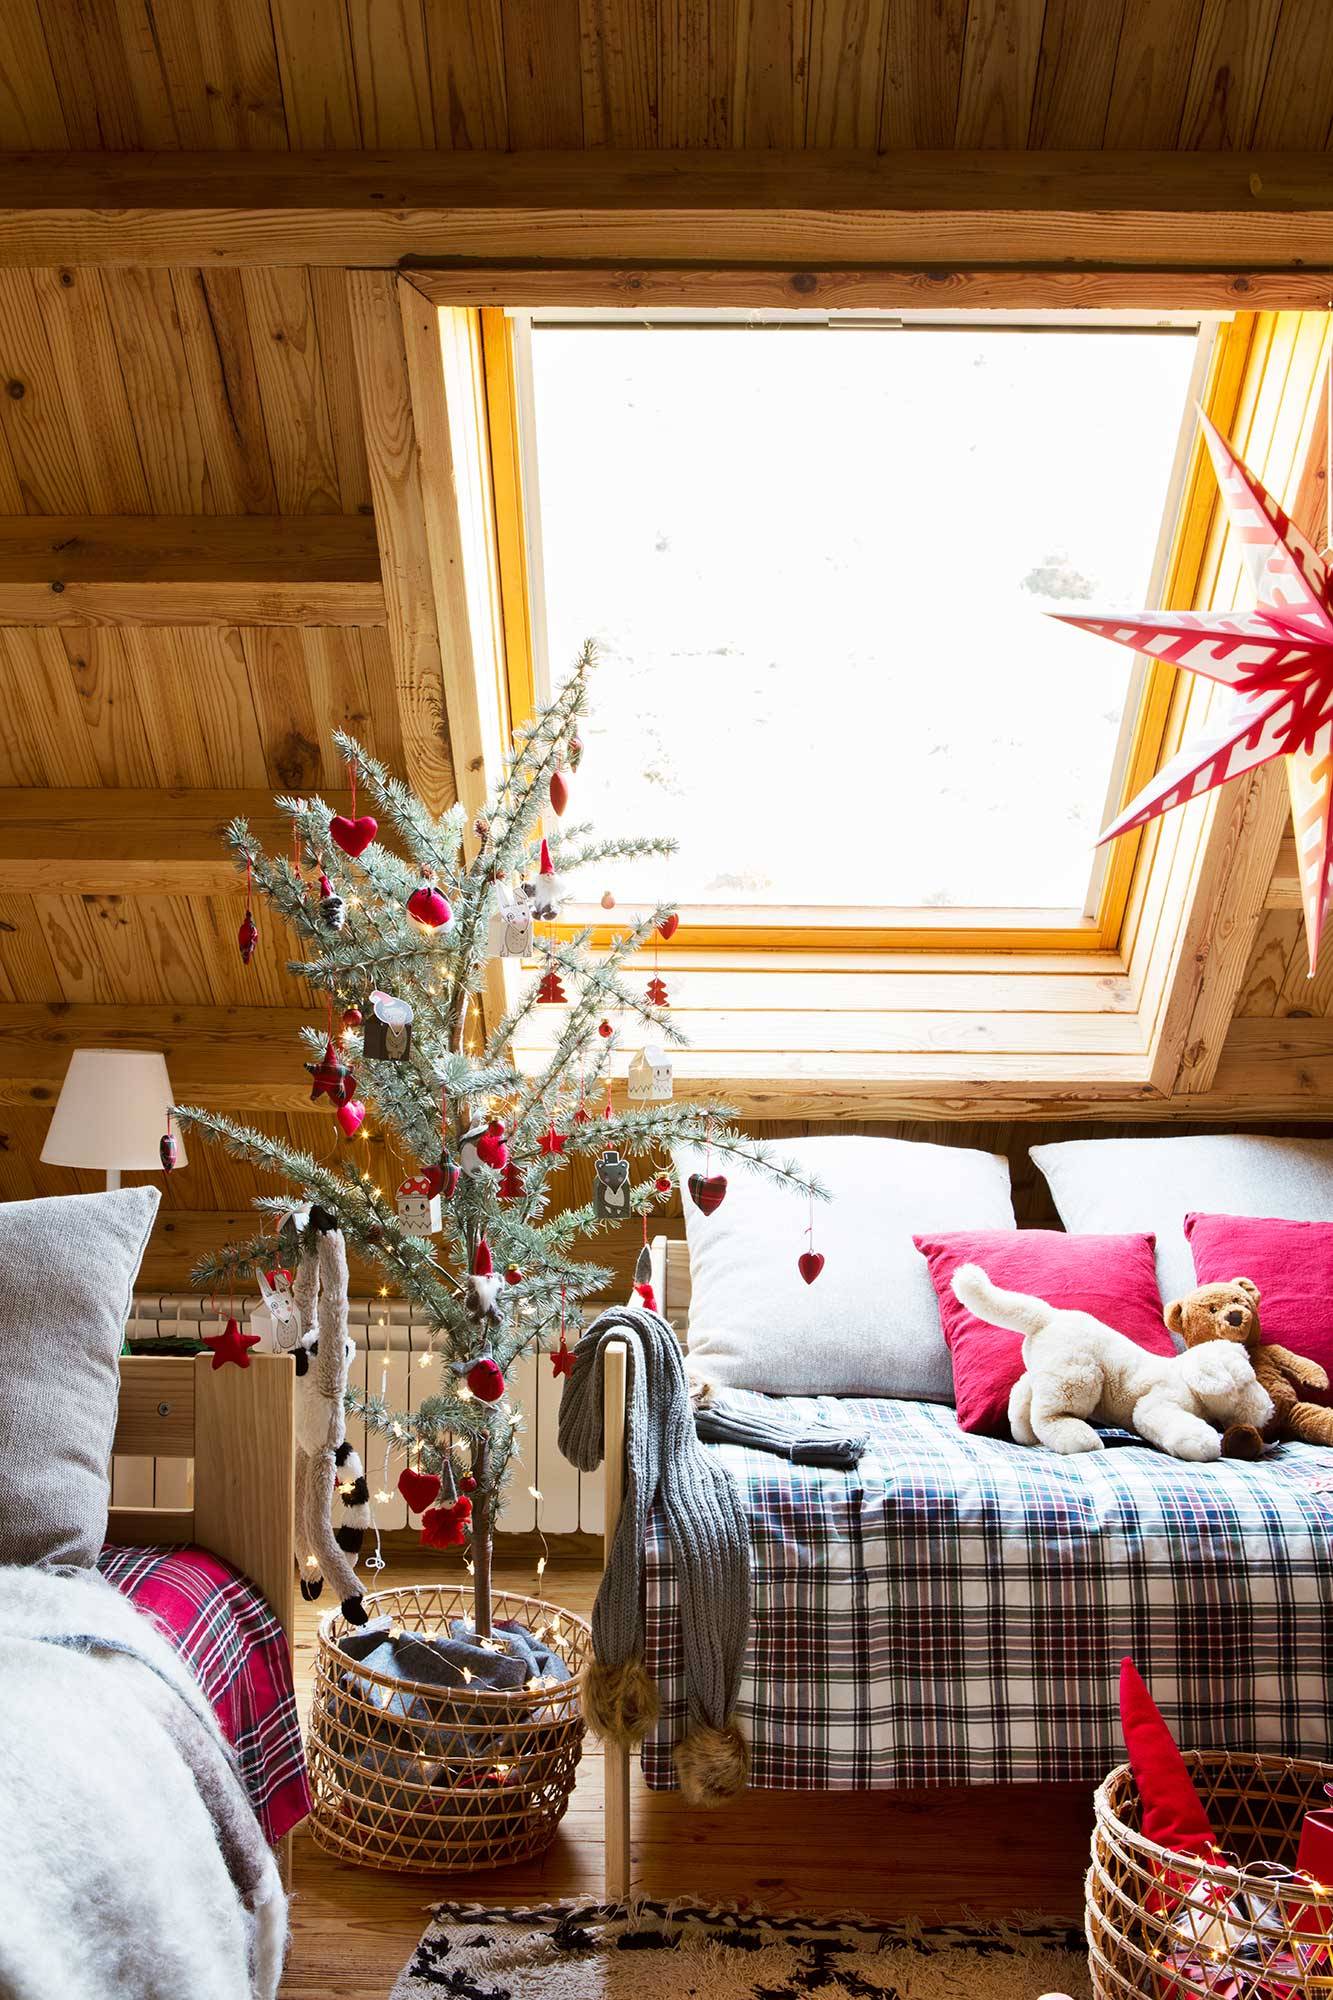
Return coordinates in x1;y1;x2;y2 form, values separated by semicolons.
283;1552;1093;2000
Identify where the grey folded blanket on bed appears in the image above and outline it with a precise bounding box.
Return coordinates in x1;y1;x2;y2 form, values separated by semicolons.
0;1564;286;2000
558;1302;754;1807
694;1393;868;1468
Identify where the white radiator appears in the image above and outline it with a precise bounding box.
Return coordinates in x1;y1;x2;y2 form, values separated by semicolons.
122;1295;602;1535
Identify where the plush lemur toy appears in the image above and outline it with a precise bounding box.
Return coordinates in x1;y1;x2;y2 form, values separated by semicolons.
291;1212;370;1625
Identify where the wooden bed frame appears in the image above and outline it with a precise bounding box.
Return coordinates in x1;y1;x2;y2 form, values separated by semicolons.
105;1353;296;1654
599;1236;690;1900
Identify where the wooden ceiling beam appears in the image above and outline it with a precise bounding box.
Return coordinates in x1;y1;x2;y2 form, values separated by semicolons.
0;515;384;626
2;150;1333;273
0;790;349;895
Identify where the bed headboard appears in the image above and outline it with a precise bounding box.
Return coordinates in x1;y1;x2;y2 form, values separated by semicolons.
650;1237;690;1344
107;1354;295;1649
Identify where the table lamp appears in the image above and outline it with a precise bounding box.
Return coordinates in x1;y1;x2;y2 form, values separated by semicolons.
41;1048;186;1188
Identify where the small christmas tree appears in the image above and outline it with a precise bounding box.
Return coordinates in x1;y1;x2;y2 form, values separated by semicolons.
176;645;819;1637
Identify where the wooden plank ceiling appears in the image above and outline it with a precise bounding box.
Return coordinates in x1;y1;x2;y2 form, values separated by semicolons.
1;1;1331;1288
0;0;1330;155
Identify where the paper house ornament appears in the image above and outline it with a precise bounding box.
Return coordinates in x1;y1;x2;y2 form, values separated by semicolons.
362;990;413;1061
486;883;535;959
396;1173;443;1234
594;1149;631;1219
628;1046;673;1102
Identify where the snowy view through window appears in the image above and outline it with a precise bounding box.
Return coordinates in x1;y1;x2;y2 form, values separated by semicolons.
524;319;1200;914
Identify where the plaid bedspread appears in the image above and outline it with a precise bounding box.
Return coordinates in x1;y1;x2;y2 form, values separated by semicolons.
642;1395;1333;1791
97;1544;310;1843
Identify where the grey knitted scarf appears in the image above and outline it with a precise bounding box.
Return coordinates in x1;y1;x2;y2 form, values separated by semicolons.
558;1303;751;1747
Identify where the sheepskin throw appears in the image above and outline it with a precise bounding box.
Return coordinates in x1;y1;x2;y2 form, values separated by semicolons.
558;1303;752;1806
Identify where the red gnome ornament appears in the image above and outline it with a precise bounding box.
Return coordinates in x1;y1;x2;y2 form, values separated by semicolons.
420;1496;473;1548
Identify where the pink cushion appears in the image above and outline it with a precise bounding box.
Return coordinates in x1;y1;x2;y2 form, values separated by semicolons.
1185;1212;1333;1406
913;1228;1171;1436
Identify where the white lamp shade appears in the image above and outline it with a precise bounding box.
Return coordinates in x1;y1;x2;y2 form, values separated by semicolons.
41;1048;187;1173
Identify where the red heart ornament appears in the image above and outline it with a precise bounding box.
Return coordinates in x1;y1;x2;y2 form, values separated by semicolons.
798;1250;825;1285
336;1098;366;1138
330;813;377;858
658;913;679;941
688;1172;727;1216
397;1467;442;1514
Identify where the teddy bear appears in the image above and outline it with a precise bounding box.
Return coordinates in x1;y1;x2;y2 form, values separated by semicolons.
1165;1276;1333;1458
951;1263;1274;1461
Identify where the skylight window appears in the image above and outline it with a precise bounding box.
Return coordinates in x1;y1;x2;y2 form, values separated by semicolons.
511;310;1207;929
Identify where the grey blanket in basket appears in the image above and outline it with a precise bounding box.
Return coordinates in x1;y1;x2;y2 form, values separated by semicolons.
333;1617;572;1793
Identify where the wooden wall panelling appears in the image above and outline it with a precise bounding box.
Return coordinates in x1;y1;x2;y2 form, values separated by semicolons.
240;624;326;792
422;0;509;149
0;3;70;148
502;0;586;147
954;0;1047;148
0;514;385;626
126;627;269;788
307;270;374;513
1234;908;1304;1015
1251;0;1333;148
170;269;279;514
239;267;342;515
732;0;811;147
1177;0;1285;151
879;0;967;146
30;267;152;512
38;0;142;149
1026;0;1128;148
580;0;661;145
10;151;1333;270
99;267;212;511
1102;0;1205;147
805;0;889;147
346;270;456;820
61;628;160;786
0;895;62;1003
0;789;318;895
345;0;436;148
659;0;738;145
0;627;103;785
184;0;290;151
267;0;362;149
0;268;87;513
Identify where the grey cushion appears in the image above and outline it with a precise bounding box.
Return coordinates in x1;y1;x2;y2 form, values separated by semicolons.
0;1188;160;1568
675;1135;1015;1400
1031;1135;1333;1306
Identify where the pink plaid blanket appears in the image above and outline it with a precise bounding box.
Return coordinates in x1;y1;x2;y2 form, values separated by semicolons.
97;1544;309;1844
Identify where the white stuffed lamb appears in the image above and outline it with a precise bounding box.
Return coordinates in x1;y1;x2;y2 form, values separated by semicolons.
952;1264;1274;1462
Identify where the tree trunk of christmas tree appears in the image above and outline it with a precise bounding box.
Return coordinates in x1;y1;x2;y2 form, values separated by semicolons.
471;1437;493;1638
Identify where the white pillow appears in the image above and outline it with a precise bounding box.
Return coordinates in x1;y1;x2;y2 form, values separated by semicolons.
1031;1135;1333;1304
673;1135;1014;1400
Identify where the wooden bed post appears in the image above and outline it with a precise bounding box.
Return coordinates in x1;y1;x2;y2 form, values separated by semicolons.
603;1338;632;1904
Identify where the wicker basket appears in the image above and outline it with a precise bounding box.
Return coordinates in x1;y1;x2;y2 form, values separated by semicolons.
306;1583;592;1873
1088;1751;1333;1999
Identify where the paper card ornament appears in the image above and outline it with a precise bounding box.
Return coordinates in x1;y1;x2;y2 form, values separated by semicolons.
627;1046;673;1102
396;1173;443;1235
362;989;414;1061
486;882;535;959
1052;406;1333;971
253;1264;300;1351
594;1149;631;1219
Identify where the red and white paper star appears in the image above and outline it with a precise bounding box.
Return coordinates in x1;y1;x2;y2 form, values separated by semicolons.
1052;409;1333;970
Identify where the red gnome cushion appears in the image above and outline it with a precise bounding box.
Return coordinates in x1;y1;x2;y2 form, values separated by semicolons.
1119;1657;1218;1863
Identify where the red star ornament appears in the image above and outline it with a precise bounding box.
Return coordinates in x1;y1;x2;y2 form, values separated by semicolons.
538;1125;566;1156
1052;408;1333;971
205;1317;261;1370
550;1341;576;1379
